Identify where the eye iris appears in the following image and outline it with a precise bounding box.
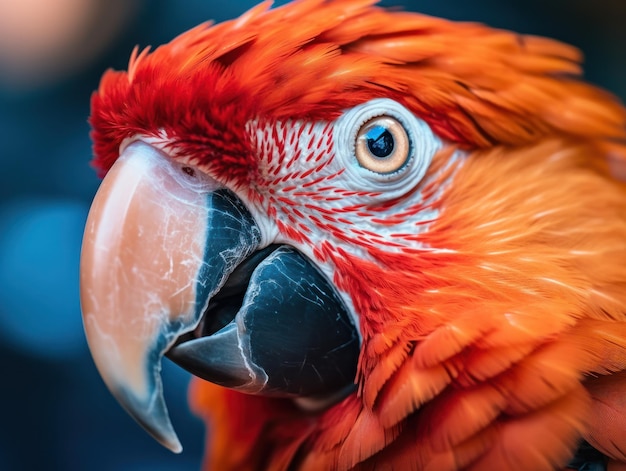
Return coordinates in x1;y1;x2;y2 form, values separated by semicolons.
354;115;410;175
365;125;394;158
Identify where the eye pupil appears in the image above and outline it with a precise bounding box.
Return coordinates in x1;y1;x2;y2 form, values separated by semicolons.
365;126;394;158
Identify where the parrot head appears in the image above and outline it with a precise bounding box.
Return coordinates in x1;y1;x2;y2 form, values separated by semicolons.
81;0;626;468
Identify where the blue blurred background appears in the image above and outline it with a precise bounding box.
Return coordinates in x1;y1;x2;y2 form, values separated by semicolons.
0;0;623;469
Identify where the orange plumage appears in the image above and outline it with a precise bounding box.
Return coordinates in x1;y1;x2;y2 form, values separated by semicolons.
89;0;626;469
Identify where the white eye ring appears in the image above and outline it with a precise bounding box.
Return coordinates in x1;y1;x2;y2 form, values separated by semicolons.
334;98;441;197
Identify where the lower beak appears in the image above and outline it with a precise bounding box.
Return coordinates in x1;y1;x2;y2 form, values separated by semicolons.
80;142;359;452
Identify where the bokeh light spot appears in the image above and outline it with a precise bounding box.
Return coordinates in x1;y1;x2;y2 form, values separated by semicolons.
0;198;88;358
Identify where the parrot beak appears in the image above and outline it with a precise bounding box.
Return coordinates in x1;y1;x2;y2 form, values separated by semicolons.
80;141;359;452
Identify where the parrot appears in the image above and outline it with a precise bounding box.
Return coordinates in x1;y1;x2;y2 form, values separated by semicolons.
79;0;626;470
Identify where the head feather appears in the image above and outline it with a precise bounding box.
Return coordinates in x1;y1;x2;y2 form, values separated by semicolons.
90;0;626;176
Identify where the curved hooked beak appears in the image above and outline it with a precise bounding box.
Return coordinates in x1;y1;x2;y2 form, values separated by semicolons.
80;142;359;452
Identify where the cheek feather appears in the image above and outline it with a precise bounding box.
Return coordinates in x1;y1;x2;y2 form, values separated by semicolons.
247;119;343;244
248;117;464;256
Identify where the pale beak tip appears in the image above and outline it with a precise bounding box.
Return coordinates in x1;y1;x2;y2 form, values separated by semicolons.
111;384;183;454
152;424;182;454
166;438;184;454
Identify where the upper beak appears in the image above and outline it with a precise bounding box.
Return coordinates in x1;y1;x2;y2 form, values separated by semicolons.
80;141;359;452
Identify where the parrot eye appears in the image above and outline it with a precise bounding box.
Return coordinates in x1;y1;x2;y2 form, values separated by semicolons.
355;116;409;174
334;98;441;197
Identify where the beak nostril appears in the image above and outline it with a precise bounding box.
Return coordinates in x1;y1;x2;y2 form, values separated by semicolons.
181;166;195;177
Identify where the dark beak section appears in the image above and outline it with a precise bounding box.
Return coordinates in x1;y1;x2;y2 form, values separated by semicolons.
80;141;359;453
167;244;359;397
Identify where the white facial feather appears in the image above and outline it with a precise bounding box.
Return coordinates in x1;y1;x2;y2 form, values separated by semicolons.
245;98;464;256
